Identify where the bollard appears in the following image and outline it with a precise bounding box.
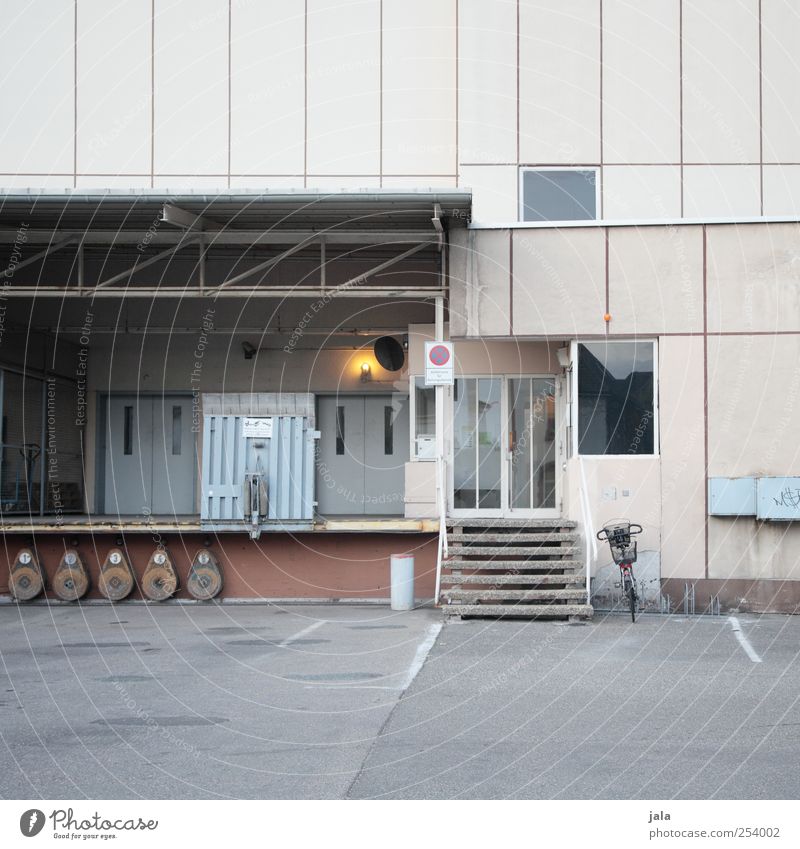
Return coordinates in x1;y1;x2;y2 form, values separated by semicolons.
390;553;415;611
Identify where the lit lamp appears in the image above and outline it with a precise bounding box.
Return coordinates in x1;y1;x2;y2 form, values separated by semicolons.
360;362;371;382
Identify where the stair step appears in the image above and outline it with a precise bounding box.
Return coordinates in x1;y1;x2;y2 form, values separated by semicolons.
449;532;579;543
444;559;581;570
447;545;580;557
441;573;584;585
449;518;577;529
443;603;594;619
442;589;588;602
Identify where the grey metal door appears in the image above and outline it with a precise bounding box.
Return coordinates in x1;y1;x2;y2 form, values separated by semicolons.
104;395;195;516
317;395;409;517
151;396;195;514
363;395;409;514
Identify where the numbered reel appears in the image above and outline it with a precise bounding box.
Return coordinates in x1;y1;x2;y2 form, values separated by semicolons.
98;548;135;602
9;548;45;601
141;548;178;601
52;549;90;601
187;549;223;600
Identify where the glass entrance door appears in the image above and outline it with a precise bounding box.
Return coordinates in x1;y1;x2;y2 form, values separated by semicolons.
507;377;557;511
451;376;558;516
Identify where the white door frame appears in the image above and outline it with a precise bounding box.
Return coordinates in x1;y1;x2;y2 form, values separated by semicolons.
448;374;563;519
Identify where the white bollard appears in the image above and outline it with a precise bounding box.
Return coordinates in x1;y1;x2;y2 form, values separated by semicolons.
390;553;415;611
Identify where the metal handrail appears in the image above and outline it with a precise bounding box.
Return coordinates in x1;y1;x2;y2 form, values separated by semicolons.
433;454;447;605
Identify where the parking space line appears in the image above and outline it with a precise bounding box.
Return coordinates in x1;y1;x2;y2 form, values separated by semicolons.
728;616;762;663
279;620;326;647
400;623;442;691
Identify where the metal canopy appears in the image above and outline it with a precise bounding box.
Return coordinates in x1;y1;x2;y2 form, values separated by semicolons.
0;189;469;299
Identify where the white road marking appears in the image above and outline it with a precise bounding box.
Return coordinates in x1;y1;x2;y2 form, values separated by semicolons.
727;616;762;663
278;620;325;648
399;622;442;691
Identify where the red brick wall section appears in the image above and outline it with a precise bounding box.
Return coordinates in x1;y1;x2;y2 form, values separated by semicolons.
0;533;438;602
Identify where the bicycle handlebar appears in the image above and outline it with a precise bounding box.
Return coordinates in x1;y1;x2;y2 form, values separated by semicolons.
596;523;643;541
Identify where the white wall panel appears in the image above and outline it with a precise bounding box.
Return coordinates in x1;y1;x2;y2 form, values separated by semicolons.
307;0;380;175
762;0;800;163
77;0;150;175
603;0;680;164
683;165;760;217
763;164;800;215
682;0;759;164
519;0;600;165
0;1;74;174
458;165;517;224
458;0;516;164
602;165;682;219
231;0;305;175
382;0;457;174
153;0;228;174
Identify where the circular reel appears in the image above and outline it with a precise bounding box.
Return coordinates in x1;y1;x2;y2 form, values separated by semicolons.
52;549;90;601
98;549;135;602
9;549;44;601
187;549;223;600
142;549;178;601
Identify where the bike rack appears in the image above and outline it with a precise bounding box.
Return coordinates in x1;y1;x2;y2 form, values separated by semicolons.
683;582;694;615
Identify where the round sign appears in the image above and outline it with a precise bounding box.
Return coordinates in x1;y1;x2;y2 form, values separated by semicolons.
429;344;450;367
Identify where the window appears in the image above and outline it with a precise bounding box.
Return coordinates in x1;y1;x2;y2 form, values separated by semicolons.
577;341;655;455
384;406;394;455
335;406;345;455
521;168;598;222
123;405;133;455
411;376;436;459
172;406;182;455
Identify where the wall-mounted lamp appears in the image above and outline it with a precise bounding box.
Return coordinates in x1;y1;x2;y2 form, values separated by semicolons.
360;362;372;382
556;346;570;369
242;341;257;360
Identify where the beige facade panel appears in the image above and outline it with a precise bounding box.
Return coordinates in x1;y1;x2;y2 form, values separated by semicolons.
230;0;306;174
458;165;517;224
708;518;800;581
608;225;704;335
761;0;800;163
706;221;800;333
602;0;680;164
449;230;512;338
518;0;601;164
682;0;760;165
0;0;74;174
380;176;458;188
762;164;800;216
658;336;707;581
153;0;229;174
683;165;761;218
306;0;381;175
511;228;606;336
707;333;800;479
448;229;469;338
602;165;682;220
77;0;150;174
382;0;457;175
458;0;517;164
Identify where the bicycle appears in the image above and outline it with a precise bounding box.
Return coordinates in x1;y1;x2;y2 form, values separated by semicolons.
596;521;643;622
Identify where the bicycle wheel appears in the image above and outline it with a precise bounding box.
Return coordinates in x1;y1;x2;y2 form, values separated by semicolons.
628;584;637;623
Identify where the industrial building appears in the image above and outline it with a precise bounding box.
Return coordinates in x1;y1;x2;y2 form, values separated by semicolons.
2;1;799;615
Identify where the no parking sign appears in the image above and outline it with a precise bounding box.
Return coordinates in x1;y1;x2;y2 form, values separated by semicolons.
425;341;454;386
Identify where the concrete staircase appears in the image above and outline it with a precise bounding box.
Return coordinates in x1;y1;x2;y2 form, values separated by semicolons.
439;518;593;620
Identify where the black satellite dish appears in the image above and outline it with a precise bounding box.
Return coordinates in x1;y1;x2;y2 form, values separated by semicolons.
373;336;405;371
